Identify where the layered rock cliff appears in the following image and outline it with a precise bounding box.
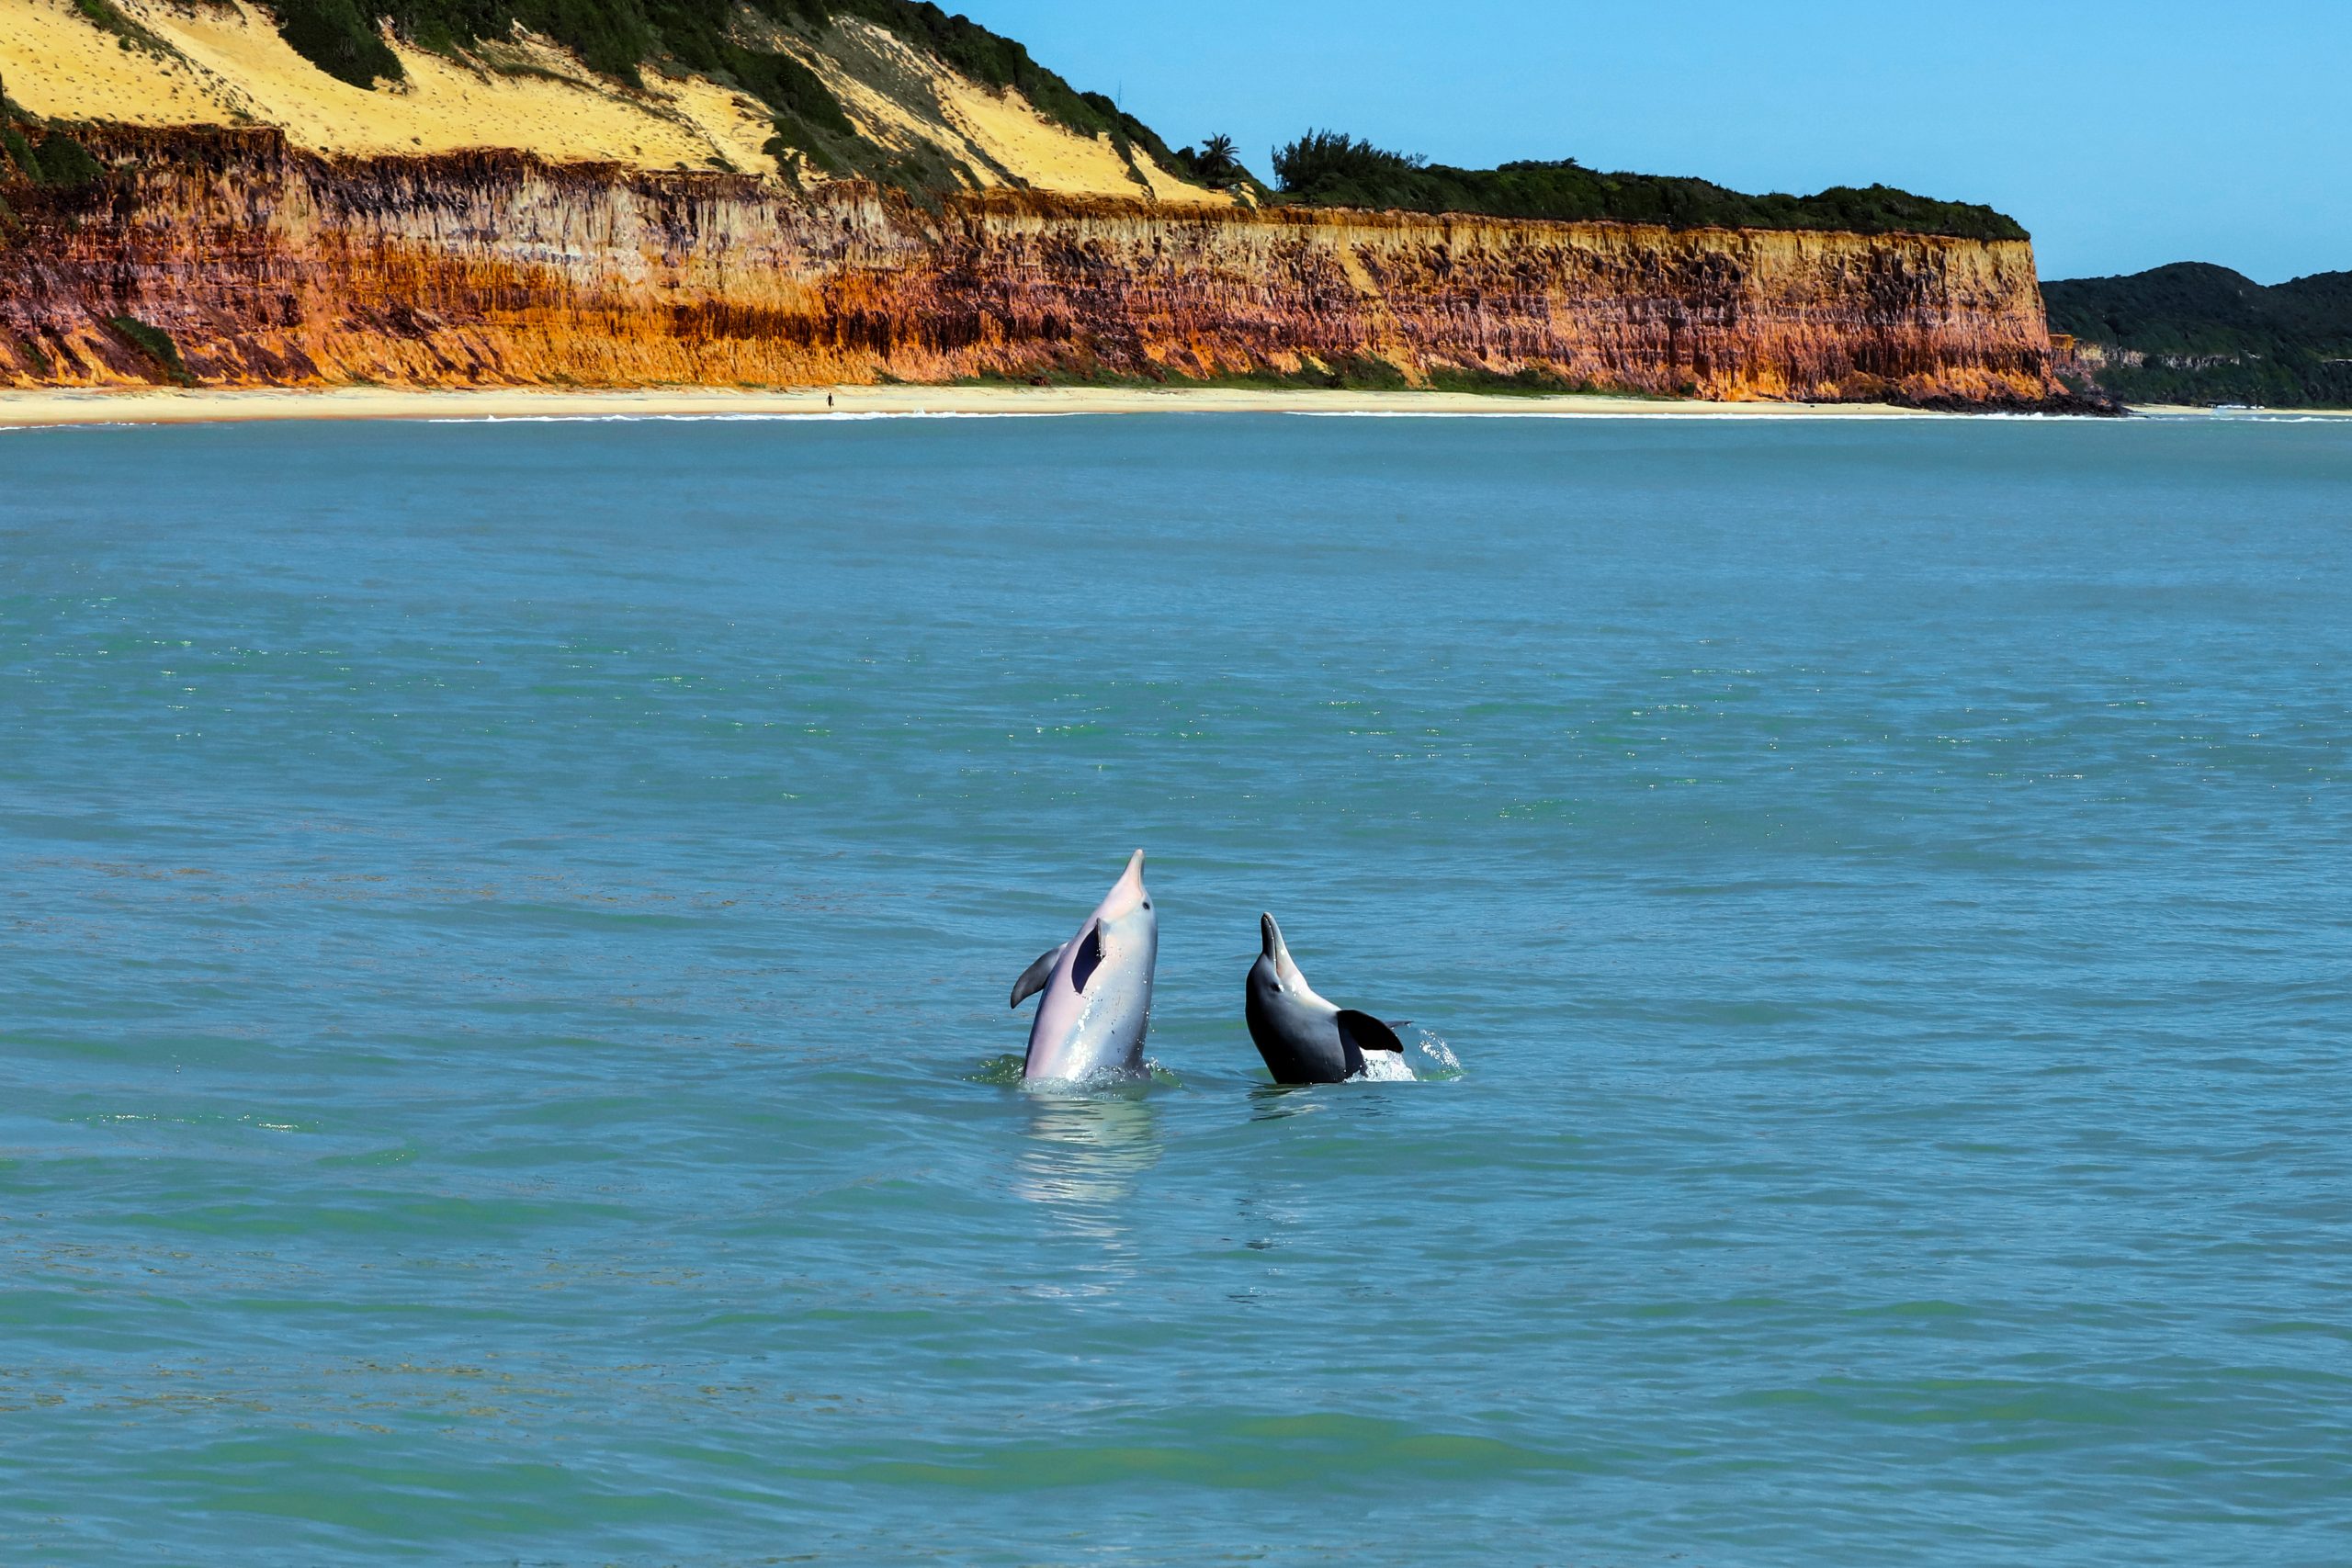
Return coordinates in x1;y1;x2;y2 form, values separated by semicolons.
0;127;2064;404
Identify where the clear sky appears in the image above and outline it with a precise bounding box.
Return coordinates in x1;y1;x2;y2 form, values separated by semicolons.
964;0;2350;284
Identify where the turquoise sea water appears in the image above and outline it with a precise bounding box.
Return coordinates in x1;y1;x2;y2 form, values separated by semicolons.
3;412;2348;1565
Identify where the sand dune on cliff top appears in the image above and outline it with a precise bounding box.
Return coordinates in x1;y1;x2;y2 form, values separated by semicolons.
935;62;1211;204
2;0;779;170
0;0;1214;199
1;0;229;127
798;18;1217;205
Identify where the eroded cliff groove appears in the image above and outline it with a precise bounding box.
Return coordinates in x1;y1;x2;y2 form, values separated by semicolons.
0;127;2066;405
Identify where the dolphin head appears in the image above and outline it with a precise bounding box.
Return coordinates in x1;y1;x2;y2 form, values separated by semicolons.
1258;911;1309;993
1078;850;1155;995
1100;850;1150;925
1089;850;1156;1001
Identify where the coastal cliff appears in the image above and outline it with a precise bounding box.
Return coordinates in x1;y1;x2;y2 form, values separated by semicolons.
0;128;2064;404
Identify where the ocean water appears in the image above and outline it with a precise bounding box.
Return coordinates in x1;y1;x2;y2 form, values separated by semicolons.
3;412;2348;1566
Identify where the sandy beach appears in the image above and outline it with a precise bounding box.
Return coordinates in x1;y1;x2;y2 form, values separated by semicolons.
0;384;1996;429
8;386;2340;431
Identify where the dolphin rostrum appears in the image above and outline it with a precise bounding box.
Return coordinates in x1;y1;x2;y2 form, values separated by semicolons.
1010;851;1158;1082
1244;913;1409;1084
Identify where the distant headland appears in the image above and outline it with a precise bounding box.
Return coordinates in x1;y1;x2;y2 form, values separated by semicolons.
2045;263;2352;410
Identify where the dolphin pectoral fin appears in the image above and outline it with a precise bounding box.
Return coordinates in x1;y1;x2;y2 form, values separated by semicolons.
1069;920;1105;993
1336;1010;1407;1055
1010;943;1067;1010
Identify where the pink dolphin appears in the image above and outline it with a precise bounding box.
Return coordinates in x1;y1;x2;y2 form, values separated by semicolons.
1008;851;1159;1082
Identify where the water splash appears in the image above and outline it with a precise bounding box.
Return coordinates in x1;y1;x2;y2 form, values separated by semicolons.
971;1054;1182;1093
1411;1031;1465;1079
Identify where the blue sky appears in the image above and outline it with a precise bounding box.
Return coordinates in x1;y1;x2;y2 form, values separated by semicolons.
967;1;2350;283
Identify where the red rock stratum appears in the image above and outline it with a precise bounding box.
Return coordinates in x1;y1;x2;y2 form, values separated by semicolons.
0;128;2065;406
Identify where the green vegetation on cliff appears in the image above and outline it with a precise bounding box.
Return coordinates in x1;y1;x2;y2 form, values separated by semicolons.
270;0;401;88
107;314;194;384
1270;130;2028;242
65;0;170;51
264;0;1180;180
2042;263;2352;408
2;96;105;194
1165;134;1262;196
243;7;2014;236
1;120;33;181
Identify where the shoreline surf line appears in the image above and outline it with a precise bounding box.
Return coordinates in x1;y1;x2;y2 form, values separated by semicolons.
7;387;2331;431
0;384;1993;430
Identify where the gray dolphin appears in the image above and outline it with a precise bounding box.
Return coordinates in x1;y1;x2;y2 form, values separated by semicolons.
1009;851;1158;1082
1244;913;1410;1084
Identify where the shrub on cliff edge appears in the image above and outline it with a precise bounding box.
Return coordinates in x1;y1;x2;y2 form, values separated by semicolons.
270;0;404;88
1;115;105;192
1271;130;2030;242
1;122;36;183
31;131;104;191
1272;130;1426;196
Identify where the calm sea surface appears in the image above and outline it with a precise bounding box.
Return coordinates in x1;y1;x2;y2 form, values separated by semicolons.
3;412;2348;1565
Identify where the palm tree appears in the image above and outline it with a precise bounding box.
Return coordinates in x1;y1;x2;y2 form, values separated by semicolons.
1176;134;1250;191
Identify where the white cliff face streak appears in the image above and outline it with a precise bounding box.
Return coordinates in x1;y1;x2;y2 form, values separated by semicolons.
0;130;2064;406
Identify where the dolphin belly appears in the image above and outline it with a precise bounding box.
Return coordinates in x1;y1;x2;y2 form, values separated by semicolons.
1026;921;1155;1080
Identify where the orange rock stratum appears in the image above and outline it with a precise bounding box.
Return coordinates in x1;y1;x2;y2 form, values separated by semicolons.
0;128;2068;407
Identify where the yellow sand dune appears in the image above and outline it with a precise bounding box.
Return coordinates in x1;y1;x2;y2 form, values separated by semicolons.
0;0;228;127
0;0;1222;199
797;18;1219;203
1;0;777;171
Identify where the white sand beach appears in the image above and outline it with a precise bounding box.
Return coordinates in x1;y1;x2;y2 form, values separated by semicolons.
0;384;1984;429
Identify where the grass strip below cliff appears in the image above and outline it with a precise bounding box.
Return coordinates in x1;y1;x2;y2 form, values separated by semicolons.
1270;131;2027;242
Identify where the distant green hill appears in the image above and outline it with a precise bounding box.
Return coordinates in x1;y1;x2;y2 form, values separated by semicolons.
2042;263;2352;408
1266;130;2027;242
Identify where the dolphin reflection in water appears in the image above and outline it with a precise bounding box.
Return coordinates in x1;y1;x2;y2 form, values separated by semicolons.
1013;1093;1161;1212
